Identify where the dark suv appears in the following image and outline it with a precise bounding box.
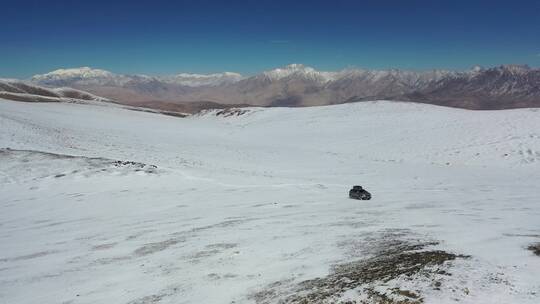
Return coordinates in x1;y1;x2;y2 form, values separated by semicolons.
349;185;371;200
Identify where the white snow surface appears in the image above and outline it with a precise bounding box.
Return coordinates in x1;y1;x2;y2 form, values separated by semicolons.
1;99;540;304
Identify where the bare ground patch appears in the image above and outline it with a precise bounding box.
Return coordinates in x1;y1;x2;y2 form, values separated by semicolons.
528;243;540;256
252;231;468;304
0;250;60;263
91;243;117;251
134;237;186;257
125;285;185;304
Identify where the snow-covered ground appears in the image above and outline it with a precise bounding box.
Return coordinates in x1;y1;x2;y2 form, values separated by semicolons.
1;99;539;304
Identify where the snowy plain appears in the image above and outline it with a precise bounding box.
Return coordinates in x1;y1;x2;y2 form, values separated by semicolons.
1;99;539;303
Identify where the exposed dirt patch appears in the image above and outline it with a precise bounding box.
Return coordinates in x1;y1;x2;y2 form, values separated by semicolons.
528;243;540;256
127;294;164;304
113;160;157;170
205;243;238;250
134;237;186;257
269;95;303;107
92;243;117;251
125;285;184;304
125;100;252;115
215;108;250;117
252;232;468;304
0;250;59;262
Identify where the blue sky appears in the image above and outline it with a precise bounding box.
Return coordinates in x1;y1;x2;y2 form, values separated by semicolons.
1;0;540;78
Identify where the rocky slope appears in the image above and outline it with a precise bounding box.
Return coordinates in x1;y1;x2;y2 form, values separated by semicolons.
0;78;110;103
398;65;540;109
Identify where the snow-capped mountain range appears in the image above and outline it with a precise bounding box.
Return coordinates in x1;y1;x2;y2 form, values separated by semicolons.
20;63;540;110
32;64;458;87
32;67;243;87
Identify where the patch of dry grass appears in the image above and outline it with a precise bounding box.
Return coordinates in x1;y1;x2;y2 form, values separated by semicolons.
252;233;468;304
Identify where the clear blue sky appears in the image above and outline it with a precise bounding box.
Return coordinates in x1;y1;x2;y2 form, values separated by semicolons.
2;0;540;78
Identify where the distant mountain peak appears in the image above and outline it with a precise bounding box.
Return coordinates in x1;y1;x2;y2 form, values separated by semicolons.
160;72;243;86
471;65;484;72
264;63;315;76
32;67;115;81
262;64;337;83
497;64;531;74
172;71;242;78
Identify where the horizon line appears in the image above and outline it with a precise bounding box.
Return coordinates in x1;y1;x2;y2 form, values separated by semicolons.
13;62;540;79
